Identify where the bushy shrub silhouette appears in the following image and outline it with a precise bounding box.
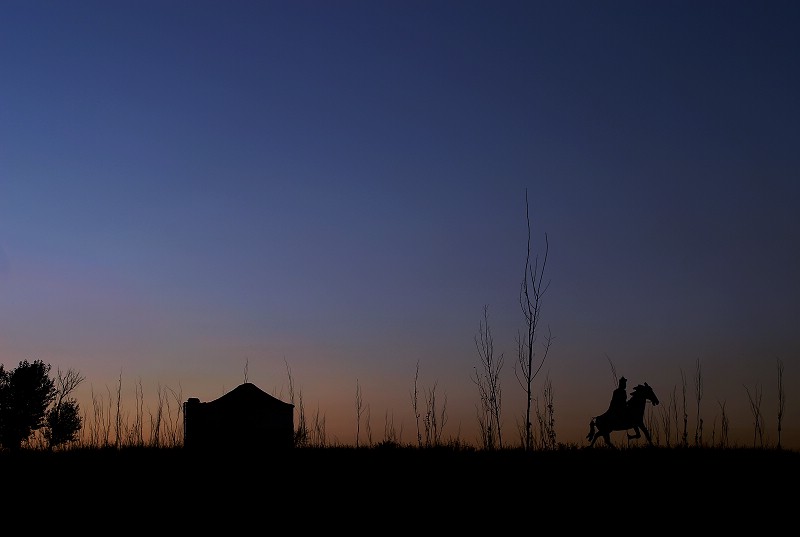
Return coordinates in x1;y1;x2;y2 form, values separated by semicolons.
0;359;82;450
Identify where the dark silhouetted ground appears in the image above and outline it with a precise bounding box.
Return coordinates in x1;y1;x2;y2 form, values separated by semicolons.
1;445;795;531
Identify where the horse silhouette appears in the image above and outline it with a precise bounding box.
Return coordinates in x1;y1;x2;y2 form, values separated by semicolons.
586;382;660;448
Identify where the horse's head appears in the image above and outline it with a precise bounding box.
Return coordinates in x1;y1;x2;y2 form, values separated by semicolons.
640;382;659;406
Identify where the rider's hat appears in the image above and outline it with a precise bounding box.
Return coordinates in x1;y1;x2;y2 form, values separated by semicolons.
620;376;627;383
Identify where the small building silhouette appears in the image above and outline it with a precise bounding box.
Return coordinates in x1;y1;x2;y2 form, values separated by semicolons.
183;382;295;450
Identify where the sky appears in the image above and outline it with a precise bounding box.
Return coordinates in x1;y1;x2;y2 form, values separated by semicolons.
1;1;799;449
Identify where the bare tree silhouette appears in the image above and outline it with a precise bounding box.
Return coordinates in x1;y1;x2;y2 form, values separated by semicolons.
423;380;447;447
680;369;688;447
744;383;764;448
45;367;85;450
472;304;504;450
355;378;364;447
515;188;553;451
535;375;556;450
715;399;729;448
694;358;703;447
777;358;785;450
411;360;422;448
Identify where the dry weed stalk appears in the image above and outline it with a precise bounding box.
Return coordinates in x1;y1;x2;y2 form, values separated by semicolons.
365;405;373;446
659;393;673;448
744;383;764;448
411;360;422;448
355;379;363;447
716;399;729;448
285;359;308;448
312;404;327;447
680;369;688;447
694;358;703;447
423;380;447;447
776;358;785;449
472;304;504;450
533;376;556;450
383;410;400;445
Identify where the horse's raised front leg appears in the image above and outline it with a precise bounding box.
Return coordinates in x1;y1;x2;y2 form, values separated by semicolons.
627;426;642;440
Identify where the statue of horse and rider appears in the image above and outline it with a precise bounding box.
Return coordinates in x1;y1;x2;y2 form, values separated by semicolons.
586;377;660;448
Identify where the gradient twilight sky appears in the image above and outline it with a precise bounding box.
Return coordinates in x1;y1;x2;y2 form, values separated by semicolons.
1;1;798;449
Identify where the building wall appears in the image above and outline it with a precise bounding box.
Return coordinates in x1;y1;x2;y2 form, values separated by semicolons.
184;389;294;450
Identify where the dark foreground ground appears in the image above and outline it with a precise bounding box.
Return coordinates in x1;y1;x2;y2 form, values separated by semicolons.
1;445;796;531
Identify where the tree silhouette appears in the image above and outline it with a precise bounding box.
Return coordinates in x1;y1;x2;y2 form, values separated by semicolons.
515;189;552;451
0;360;83;450
44;367;85;449
0;359;56;449
45;399;81;448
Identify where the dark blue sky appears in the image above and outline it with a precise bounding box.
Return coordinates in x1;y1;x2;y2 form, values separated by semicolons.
1;1;798;448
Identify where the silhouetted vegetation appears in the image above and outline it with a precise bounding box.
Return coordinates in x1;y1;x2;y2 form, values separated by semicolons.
0;361;788;455
1;357;796;536
0;345;793;454
472;304;504;450
0;359;83;450
516;188;553;451
1;191;794;460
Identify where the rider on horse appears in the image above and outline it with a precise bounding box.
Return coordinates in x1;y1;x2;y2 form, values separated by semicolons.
587;379;660;448
607;377;628;423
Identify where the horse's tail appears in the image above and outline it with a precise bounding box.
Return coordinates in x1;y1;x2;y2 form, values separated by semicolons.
586;419;596;441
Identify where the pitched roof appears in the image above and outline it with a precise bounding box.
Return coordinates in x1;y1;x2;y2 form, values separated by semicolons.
206;382;294;410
